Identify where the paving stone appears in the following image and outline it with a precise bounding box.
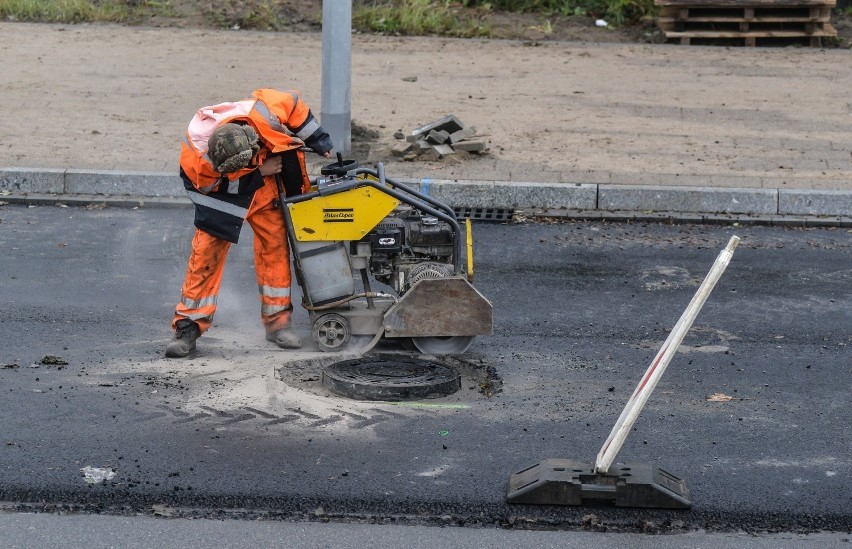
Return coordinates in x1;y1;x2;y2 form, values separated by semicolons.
409;115;464;139
453;141;487;153
392;142;414;157
430;144;456;159
449;127;476;144
426;130;450;145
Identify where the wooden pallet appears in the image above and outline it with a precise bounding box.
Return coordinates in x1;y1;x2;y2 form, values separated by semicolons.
654;0;837;46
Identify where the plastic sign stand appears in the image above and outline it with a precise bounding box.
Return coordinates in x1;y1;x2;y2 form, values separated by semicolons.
506;237;740;509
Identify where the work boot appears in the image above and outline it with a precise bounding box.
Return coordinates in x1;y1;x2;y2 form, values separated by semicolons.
266;328;301;350
165;319;201;358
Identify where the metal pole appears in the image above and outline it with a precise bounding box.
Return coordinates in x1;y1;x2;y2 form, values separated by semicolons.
321;1;352;156
594;236;741;474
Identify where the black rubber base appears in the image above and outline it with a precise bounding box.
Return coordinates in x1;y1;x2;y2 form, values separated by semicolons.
322;354;460;401
506;459;691;509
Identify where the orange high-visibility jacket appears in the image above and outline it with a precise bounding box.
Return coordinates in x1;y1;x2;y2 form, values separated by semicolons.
180;88;329;194
178;89;332;243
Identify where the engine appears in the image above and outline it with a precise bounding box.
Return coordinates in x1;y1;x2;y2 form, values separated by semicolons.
359;205;455;294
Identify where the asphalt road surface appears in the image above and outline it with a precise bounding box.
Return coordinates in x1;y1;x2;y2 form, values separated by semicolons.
0;203;849;535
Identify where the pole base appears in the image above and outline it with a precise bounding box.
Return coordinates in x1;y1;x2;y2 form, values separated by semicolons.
506;459;691;509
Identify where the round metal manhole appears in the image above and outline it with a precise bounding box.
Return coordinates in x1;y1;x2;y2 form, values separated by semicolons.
322;355;461;401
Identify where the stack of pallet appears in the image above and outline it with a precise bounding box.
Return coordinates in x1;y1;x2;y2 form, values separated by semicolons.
655;0;837;46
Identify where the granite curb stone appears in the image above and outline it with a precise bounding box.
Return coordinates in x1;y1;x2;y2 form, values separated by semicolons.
778;189;852;217
598;185;778;215
2;168;851;219
0;168;65;194
65;170;180;197
399;178;597;210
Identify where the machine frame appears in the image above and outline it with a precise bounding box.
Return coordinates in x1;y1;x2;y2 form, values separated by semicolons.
275;159;492;354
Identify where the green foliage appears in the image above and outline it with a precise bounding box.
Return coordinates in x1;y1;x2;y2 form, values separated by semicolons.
0;0;656;32
353;0;492;37
203;0;285;31
0;0;176;24
460;0;655;24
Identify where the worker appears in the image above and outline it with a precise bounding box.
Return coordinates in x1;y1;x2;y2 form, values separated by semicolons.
166;88;334;358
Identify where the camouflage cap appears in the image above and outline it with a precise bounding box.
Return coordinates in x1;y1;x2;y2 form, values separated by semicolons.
207;123;260;173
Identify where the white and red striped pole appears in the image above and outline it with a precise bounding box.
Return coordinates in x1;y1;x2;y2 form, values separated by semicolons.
595;236;741;474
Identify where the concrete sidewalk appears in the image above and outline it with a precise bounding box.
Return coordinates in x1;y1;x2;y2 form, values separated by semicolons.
0;22;850;220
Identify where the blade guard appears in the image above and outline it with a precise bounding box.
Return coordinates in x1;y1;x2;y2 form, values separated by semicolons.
382;277;492;338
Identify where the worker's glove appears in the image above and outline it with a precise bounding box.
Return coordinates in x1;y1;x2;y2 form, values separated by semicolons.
304;131;334;157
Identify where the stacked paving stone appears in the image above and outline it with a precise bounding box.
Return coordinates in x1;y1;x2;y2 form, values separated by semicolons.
392;115;487;161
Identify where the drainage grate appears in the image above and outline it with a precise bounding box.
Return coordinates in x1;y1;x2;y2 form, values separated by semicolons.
454;207;515;222
322;355;461;401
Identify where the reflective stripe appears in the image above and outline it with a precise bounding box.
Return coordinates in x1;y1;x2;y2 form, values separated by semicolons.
176;310;214;322
287;91;300;118
227;179;240;194
186;190;248;218
262;304;291;316
296;117;320;140
259;285;291;298
180;294;218;309
253;99;287;133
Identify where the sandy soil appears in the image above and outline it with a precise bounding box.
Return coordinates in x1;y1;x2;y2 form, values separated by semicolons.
1;21;851;190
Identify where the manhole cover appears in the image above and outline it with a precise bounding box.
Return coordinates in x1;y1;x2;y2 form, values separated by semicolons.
322;355;461;401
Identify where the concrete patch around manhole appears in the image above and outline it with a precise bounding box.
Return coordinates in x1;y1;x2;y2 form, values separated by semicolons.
275;349;502;403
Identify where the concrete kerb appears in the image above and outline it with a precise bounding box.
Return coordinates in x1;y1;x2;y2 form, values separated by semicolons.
2;167;852;223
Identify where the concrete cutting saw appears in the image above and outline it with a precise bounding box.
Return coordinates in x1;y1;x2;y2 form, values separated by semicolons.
275;155;492;354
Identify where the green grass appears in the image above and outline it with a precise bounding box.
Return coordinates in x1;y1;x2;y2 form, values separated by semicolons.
0;0;655;33
0;0;176;24
458;0;655;24
354;0;492;37
203;0;286;31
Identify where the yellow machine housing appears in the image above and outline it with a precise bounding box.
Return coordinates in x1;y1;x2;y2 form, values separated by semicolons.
287;186;400;242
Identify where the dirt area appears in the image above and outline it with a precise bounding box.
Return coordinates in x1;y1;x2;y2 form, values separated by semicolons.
2;6;852;191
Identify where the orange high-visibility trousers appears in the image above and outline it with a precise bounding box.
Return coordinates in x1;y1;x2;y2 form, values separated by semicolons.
171;194;294;335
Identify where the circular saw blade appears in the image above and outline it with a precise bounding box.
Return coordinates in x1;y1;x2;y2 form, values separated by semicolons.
412;336;474;355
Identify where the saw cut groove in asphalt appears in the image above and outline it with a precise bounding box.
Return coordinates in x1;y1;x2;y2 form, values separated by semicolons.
322;355;461;401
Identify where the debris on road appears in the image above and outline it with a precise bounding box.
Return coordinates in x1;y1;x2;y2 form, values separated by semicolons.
707;392;734;402
80;466;116;485
41;355;68;366
152;504;176;517
393;115;488;161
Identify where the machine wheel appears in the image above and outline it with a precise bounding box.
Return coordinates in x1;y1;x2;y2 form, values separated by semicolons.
412;335;475;355
312;314;352;352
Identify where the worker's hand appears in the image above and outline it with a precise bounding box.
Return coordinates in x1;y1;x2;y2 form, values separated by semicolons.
258;154;283;176
323;150;333;158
